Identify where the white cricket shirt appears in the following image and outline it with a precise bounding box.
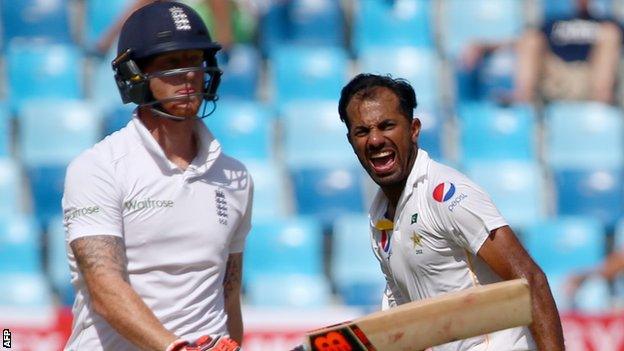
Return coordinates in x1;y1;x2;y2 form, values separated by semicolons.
369;150;535;351
62;112;253;351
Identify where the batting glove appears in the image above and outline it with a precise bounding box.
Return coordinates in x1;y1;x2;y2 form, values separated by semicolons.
166;335;240;351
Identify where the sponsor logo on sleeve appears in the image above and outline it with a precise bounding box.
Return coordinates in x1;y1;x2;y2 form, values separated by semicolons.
433;182;468;211
433;182;456;202
64;206;100;221
447;193;468;212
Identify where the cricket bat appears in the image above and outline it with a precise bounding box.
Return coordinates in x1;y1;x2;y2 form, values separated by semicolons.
296;279;532;351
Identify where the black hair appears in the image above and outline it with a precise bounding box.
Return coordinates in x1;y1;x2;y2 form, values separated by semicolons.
338;73;417;130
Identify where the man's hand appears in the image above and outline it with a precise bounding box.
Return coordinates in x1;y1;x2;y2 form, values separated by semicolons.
167;335;240;351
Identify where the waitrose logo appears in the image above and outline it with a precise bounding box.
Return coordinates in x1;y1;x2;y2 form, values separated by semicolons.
65;206;100;221
124;198;174;211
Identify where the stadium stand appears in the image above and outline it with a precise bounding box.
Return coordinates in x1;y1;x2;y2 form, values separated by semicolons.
332;214;386;307
465;161;546;230
270;45;348;106
0;0;72;46
205;99;275;161
524;216;606;311
352;0;433;53
544;101;624;169
7;43;84;113
458;102;537;165
0;215;41;274
216;44;261;100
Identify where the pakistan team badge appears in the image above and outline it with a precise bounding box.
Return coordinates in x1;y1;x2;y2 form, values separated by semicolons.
411;213;418;224
410;231;423;254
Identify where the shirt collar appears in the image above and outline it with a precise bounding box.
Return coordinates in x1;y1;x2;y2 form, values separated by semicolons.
369;148;430;227
130;110;222;175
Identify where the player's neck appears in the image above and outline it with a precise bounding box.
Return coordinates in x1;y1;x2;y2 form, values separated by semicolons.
382;147;417;218
139;108;198;170
382;185;405;220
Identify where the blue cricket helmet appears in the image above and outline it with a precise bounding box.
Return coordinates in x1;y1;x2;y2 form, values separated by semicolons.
117;0;221;60
112;0;222;106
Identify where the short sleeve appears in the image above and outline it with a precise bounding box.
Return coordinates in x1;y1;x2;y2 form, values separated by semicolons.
432;172;508;255
62;152;123;243
228;174;253;253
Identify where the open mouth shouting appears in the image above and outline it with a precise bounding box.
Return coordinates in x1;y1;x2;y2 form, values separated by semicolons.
369;149;397;175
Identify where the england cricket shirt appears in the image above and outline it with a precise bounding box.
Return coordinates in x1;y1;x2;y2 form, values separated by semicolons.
62;111;253;350
369;149;535;351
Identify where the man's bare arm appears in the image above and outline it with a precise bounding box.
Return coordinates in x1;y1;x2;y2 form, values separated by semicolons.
477;226;565;351
71;235;177;351
223;253;243;344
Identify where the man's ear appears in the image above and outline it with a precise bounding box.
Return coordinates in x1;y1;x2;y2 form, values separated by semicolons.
411;117;421;143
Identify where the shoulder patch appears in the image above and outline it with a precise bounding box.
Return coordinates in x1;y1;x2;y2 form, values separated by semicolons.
433;182;455;202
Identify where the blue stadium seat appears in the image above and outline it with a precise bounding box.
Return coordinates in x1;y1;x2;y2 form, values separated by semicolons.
458;102;536;165
332;214;386;307
353;0;433;53
83;0;133;48
538;0;616;20
217;45;261;100
7;43;84;113
0;104;10;157
0;215;41;274
1;0;72;45
90;51;126;116
26;165;66;229
258;2;289;55
465;161;546;229
243;216;324;285
281;100;354;168
554;169;623;228
573;275;612;312
19;99;100;167
291;166;366;225
0;273;54;308
0;159;22;217
456;47;517;103
259;0;344;53
441;0;523;59
478;48;517;102
103;104;134;136
19;99;99;227
524;217;605;311
417;106;444;160
289;0;344;47
359;46;441;107
539;0;577;20
281;100;364;223
615;219;624;249
243;160;290;221
246;274;332;307
271;46;348;105
47;216;74;306
545;102;624;170
206;100;274;161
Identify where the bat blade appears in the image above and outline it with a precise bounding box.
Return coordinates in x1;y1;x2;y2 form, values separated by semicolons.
302;279;532;351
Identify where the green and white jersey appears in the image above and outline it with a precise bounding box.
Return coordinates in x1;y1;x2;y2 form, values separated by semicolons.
62;111;253;351
369;150;535;351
